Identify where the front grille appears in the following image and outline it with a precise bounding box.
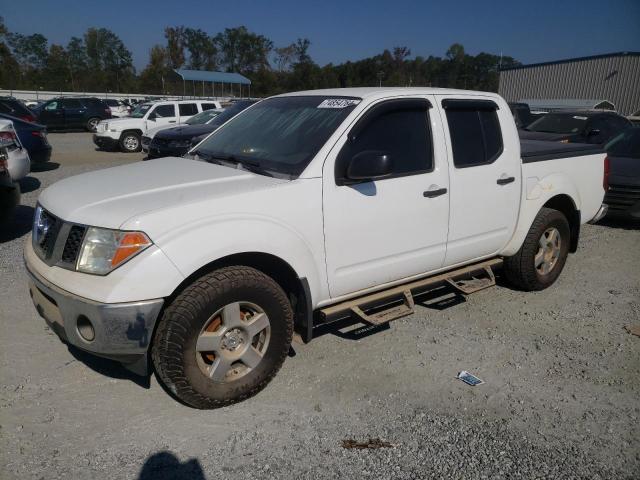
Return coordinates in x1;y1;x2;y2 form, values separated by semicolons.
33;207;86;269
605;184;640;212
61;225;87;264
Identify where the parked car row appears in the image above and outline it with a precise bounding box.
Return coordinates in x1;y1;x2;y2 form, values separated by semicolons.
0;136;21;224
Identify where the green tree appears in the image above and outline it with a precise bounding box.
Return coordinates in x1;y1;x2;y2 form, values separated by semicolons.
183;28;217;70
139;44;171;94
164;26;185;69
215;26;272;74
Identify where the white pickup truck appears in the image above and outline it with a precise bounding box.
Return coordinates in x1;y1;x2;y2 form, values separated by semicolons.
26;88;608;408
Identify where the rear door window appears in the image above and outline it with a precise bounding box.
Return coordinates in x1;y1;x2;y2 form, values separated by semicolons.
443;100;503;168
179;103;198;116
61;99;83;109
202;103;217;111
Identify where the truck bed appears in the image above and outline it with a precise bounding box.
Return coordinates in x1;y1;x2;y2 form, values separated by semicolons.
520;139;604;163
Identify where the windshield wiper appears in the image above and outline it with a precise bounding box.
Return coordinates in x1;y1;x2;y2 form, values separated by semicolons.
196;151;274;177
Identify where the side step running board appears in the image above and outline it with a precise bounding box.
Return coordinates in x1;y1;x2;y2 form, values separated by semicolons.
319;258;502;326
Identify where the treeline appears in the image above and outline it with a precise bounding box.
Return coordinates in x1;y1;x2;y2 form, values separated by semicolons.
0;17;520;96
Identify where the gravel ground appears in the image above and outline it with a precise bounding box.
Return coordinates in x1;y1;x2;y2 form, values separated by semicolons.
1;133;639;479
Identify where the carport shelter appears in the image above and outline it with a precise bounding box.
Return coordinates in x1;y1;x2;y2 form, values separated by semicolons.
173;69;252;98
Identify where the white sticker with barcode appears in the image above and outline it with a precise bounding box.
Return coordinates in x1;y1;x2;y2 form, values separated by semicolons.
317;99;361;109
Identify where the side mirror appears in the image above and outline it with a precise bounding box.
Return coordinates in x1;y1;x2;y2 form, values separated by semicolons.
346;150;393;182
148;114;156;121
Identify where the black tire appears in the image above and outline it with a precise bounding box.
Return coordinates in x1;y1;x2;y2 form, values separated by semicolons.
86;117;100;132
503;208;570;291
152;266;293;409
120;131;141;152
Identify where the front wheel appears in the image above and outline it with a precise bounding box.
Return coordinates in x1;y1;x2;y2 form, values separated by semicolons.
120;132;141;152
503;207;570;291
152;266;293;408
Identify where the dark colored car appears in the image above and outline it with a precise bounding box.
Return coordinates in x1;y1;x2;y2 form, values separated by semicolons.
0;113;52;164
519;110;632;145
0;97;37;123
603;127;640;219
0;139;20;225
508;102;537;129
34;97;112;132
148;100;257;159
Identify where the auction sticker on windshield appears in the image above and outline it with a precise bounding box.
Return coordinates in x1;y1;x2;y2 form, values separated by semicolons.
318;99;361;109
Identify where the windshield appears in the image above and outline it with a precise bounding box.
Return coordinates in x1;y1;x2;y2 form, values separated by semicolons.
194;96;360;177
526;113;588;134
606;128;640;158
207;101;256;129
185;109;221;125
130;103;152;118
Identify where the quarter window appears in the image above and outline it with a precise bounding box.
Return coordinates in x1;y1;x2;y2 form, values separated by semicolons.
201;103;217;111
444;100;503;168
179;103;198;116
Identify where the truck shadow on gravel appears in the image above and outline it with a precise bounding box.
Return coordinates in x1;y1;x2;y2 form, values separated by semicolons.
30;162;60;172
67;345;151;389
137;451;205;480
596;217;640;230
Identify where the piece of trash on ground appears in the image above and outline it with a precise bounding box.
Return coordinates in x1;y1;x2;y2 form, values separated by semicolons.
624;325;640;337
457;370;484;386
341;438;393;449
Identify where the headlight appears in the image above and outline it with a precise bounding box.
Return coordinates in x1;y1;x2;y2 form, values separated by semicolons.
77;227;152;275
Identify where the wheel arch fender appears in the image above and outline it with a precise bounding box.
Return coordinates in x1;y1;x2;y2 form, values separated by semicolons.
154;216;327;333
502;172;582;256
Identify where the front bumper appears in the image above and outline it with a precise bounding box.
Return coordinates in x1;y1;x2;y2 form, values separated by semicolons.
588;203;608;224
26;265;164;375
92;134;120;150
30;145;52;164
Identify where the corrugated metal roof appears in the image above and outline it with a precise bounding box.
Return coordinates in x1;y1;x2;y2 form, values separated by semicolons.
500;51;640;71
519;99;616;111
174;69;251;85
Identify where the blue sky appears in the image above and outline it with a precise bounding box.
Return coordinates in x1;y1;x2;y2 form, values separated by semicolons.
2;0;639;70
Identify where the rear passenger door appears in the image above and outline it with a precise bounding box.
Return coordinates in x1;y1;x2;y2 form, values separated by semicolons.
437;96;521;266
178;103;199;122
60;99;85;128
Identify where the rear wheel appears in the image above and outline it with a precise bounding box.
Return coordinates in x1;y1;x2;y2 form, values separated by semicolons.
503;208;570;291
86;117;100;132
152;266;293;409
120;132;141;152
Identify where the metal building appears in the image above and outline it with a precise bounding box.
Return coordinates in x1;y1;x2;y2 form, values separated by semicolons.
499;52;640;115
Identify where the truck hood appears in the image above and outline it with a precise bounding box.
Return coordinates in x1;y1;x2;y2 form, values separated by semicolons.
102;117;143;130
38;157;286;229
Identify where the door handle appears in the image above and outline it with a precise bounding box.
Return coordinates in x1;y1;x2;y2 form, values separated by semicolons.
168;120;176;123
497;176;515;185
423;187;448;198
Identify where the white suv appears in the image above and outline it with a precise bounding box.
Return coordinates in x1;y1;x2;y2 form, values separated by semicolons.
103;99;129;118
93;100;221;152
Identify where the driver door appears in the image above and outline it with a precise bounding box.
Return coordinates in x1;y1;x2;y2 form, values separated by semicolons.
146;104;178;131
40;101;65;128
322;97;450;298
